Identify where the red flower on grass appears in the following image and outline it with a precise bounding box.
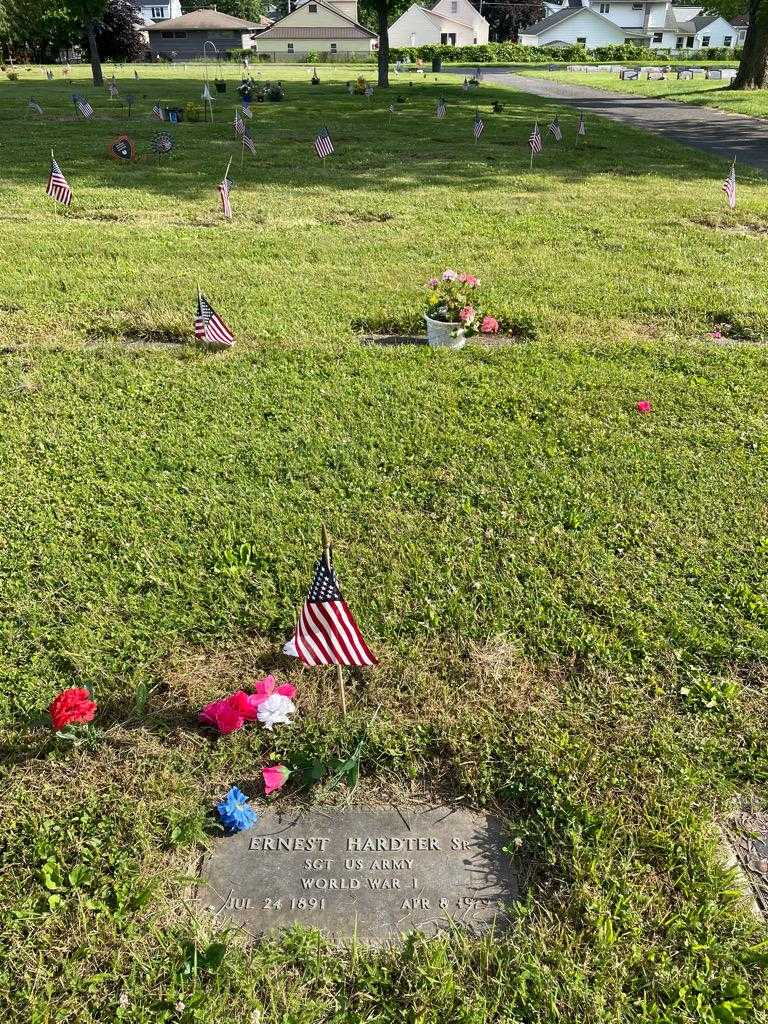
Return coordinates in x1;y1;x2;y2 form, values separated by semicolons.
49;688;97;731
636;401;653;414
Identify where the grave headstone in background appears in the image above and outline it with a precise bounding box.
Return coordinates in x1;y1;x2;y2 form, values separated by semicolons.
199;805;522;944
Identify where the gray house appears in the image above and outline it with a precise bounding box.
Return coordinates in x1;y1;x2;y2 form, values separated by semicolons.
147;8;272;58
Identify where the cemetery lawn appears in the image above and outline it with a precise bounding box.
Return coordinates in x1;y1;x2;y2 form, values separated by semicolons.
519;67;768;118
2;63;768;1024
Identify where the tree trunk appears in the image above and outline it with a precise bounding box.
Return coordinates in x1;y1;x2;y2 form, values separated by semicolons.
377;2;389;89
733;0;768;89
86;19;103;87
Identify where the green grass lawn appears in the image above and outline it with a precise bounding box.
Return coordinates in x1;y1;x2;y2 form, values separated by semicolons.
519;67;768;118
1;62;767;1024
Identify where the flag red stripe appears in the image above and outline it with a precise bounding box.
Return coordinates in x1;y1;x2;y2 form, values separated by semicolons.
311;601;357;665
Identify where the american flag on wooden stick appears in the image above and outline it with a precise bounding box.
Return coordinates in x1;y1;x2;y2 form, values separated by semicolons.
436;98;446;119
473;114;485;140
46;154;72;206
548;114;562;141
577;111;586;137
529;120;542;154
195;290;235;347
152;102;165;120
286;549;378;667
722;159;736;209
233;110;246;136
242;126;256;155
314;127;334;159
241;101;252;118
75;95;94;119
28;97;43;114
218;172;233;219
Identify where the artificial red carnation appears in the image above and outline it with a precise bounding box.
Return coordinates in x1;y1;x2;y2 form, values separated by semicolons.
49;688;97;731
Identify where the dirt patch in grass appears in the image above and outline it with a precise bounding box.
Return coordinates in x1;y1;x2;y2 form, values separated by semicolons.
689;213;768;238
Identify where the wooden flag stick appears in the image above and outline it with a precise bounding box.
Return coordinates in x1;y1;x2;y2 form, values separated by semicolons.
322;524;347;718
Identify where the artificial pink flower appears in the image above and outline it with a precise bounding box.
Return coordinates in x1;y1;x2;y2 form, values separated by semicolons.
442;269;458;281
480;315;499;334
227;690;260;721
250;675;297;707
427;277;439;288
262;764;291;796
465;275;479;287
199;699;244;735
458;306;475;323
710;329;723;339
636;401;652;414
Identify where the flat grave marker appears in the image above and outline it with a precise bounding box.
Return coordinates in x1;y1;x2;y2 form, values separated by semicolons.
199;804;521;944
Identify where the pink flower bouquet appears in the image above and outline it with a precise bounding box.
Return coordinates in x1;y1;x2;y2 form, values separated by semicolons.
424;271;500;338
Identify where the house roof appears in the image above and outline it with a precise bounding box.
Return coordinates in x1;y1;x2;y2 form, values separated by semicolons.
257;0;377;40
148;8;261;31
523;4;622;36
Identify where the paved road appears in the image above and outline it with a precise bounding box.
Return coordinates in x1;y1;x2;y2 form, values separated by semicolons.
453;69;768;173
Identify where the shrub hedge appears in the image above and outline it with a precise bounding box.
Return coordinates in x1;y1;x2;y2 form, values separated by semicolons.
389;41;742;63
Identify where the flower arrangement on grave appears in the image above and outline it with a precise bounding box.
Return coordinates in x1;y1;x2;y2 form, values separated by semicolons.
266;83;285;102
184;102;204;122
311;67;321;85
492;100;504;113
199;675;297;735
214;77;227;93
424;271;499;346
354;76;367;95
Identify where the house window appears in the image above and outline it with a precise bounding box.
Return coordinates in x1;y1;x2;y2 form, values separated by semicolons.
624;37;633;43
652;31;663;42
724;34;732;45
676;36;683;47
632;2;643;8
308;2;317;9
701;35;710;45
161;31;173;37
576;36;586;43
287;42;294;51
174;31;187;37
451;0;458;10
686;34;694;45
150;6;165;17
599;2;609;11
330;42;337;51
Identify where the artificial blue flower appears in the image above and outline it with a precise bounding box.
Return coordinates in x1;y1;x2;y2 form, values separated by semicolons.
217;786;258;833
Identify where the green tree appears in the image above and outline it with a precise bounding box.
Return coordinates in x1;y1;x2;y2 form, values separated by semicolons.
4;0;79;61
80;0;144;61
359;0;410;87
66;0;108;84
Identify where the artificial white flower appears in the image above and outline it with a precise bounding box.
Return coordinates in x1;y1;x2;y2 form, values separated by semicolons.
257;693;295;731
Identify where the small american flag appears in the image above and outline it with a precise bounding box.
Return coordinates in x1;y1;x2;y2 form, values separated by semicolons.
287;550;377;668
242;126;256;155
46;154;72;206
108;82;119;98
46;70;54;81
436;98;446;120
233;110;246;137
722;159;736;209
241;101;252;118
202;83;212;102
28;97;43;114
548;115;562;141
75;96;94;119
577;111;586;137
364;85;374;98
529;120;542;155
219;173;233;219
388;103;395;114
195;291;235;347
152;102;165;120
473;115;485;140
314;127;334;159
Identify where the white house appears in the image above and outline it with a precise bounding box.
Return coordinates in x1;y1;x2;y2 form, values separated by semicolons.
134;0;182;26
389;0;489;48
519;1;740;50
255;0;378;57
